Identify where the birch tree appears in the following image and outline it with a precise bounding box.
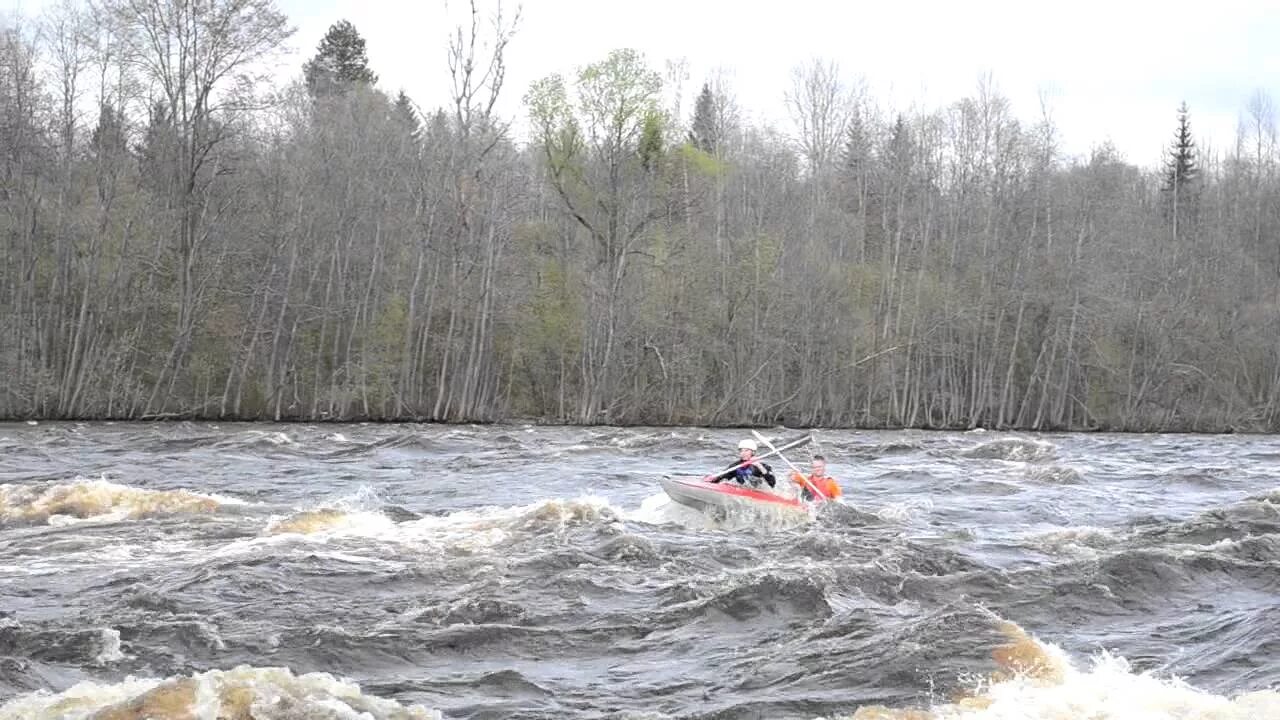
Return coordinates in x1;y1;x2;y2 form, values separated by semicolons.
100;0;294;414
525;48;667;422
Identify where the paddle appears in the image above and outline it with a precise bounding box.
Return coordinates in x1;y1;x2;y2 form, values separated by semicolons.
751;430;827;502
702;433;812;482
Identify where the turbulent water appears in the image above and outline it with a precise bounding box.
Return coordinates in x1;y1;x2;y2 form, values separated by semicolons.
0;422;1278;720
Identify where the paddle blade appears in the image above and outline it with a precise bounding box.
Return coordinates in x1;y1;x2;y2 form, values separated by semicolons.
752;431;812;452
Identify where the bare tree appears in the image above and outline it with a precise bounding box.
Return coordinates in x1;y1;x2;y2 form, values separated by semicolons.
432;0;520;420
98;0;294;414
1239;89;1277;270
785;57;857;175
4;3;1280;432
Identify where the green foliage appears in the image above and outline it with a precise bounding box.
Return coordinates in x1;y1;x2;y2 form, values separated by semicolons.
677;142;726;178
748;233;782;278
639;111;664;172
372;295;408;359
576;49;662;141
304;19;378;97
528;49;663;175
511;221;582;348
845;262;884;309
90;104;128;162
525;73;584;183
365;295;408;409
137;100;178;198
525;46;667;303
529;260;583;349
689;83;718;154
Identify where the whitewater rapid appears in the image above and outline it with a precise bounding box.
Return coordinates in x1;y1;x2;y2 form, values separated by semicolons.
1;422;1277;719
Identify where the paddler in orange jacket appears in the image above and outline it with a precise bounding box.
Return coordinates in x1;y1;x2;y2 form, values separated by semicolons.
791;455;841;502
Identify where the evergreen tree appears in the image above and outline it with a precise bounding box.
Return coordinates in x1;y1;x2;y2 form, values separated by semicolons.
841;109;868;172
840;107;871;214
1163;101;1198;191
393;90;421;140
303;20;378;97
425;108;451;142
1162;101;1199;238
90;103;130;203
90;103;128;161
886;114;914;179
689;82;718;154
842;111;871;178
639;111;664;172
136;100;178;197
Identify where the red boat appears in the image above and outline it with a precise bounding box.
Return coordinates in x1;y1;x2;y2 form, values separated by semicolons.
659;476;809;517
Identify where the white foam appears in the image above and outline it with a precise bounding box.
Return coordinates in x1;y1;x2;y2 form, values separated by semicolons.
264;509;399;537
214;429;296;447
964;437;1058;463
942;650;1280;720
10;539;199;577
876;497;935;522
221;495;626;559
622;490;812;531
1030;526;1118;558
843;635;1280;720
624;492;718;529
256;430;296;446
393;495;624;551
0;665;442;720
94;627;127;665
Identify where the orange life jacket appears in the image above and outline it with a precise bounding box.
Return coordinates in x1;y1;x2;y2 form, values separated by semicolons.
790;472;841;500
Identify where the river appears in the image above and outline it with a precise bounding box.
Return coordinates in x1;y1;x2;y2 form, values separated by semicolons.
0;422;1277;719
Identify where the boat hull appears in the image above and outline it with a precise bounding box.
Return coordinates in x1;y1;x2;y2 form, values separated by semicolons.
660;476;808;517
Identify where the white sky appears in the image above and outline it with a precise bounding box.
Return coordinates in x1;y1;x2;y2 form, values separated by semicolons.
5;0;1279;168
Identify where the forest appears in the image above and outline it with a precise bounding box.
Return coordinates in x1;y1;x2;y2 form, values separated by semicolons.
2;0;1279;431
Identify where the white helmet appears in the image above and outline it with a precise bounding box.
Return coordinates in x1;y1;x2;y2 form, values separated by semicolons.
737;439;757;451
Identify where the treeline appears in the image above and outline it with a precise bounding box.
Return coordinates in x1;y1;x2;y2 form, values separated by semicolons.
3;1;1279;431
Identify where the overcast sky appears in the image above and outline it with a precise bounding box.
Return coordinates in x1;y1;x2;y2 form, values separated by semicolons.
5;0;1279;168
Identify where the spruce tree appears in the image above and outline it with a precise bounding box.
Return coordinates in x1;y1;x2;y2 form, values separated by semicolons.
840;108;871;214
90;103;129;203
689;83;718;154
1163;101;1198;191
886;114;913;178
424;108;451;146
393;90;421;140
90;103;127;161
841;109;869;179
639;112;664;172
137;100;177;196
303;20;378;97
1162;101;1199;238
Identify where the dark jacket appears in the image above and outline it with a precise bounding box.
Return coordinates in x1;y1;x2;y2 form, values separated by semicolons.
710;460;776;488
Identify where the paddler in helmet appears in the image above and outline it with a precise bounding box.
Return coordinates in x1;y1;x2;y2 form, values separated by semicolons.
704;438;777;488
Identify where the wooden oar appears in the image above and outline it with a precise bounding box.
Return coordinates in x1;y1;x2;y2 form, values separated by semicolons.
703;434;812;481
752;430;827;502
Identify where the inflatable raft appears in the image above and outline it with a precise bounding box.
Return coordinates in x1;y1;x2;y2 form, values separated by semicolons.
659;476;808;516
